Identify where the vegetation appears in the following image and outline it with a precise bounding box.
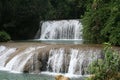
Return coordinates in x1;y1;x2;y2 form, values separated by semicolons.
86;43;120;80
0;31;11;42
82;0;120;45
0;0;87;40
0;0;120;45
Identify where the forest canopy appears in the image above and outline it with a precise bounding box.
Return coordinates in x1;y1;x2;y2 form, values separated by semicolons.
82;0;120;45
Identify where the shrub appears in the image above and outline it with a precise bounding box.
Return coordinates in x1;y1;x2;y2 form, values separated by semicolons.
86;43;120;80
0;31;11;42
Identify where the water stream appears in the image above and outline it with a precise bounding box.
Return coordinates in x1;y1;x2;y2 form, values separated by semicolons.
0;19;102;80
0;44;102;80
35;20;83;43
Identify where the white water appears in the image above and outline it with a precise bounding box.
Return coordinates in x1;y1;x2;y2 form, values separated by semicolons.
0;46;16;67
36;20;82;40
0;45;101;78
68;49;100;75
5;47;36;71
47;48;101;75
5;46;46;72
0;46;46;72
68;49;79;74
41;71;88;78
0;46;6;53
47;48;65;73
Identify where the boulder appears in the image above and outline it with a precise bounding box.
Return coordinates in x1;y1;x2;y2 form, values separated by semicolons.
55;75;70;80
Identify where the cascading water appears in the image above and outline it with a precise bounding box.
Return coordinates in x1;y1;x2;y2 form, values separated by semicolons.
0;44;102;79
5;47;37;72
47;48;65;73
0;46;16;67
35;20;82;40
47;48;101;75
0;46;46;72
0;18;117;80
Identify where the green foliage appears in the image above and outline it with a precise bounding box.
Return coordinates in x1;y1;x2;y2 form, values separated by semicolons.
48;0;88;19
0;31;11;42
82;0;120;45
101;3;120;45
86;43;120;80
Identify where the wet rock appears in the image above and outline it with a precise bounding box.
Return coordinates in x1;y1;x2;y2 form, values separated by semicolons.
55;75;70;80
23;55;42;73
38;51;49;71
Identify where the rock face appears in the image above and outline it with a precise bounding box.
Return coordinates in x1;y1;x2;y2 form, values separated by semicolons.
55;75;70;80
23;55;42;73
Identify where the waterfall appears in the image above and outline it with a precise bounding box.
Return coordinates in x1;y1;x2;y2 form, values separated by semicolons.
0;45;46;72
5;47;36;72
47;48;65;73
68;49;99;75
0;45;102;76
36;20;82;40
0;46;16;67
47;48;101;75
68;49;79;74
5;46;46;72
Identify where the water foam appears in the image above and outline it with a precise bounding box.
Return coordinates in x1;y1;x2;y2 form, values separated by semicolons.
36;20;82;40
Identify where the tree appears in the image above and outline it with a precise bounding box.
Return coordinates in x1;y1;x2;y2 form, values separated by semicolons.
82;0;120;45
0;0;89;40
